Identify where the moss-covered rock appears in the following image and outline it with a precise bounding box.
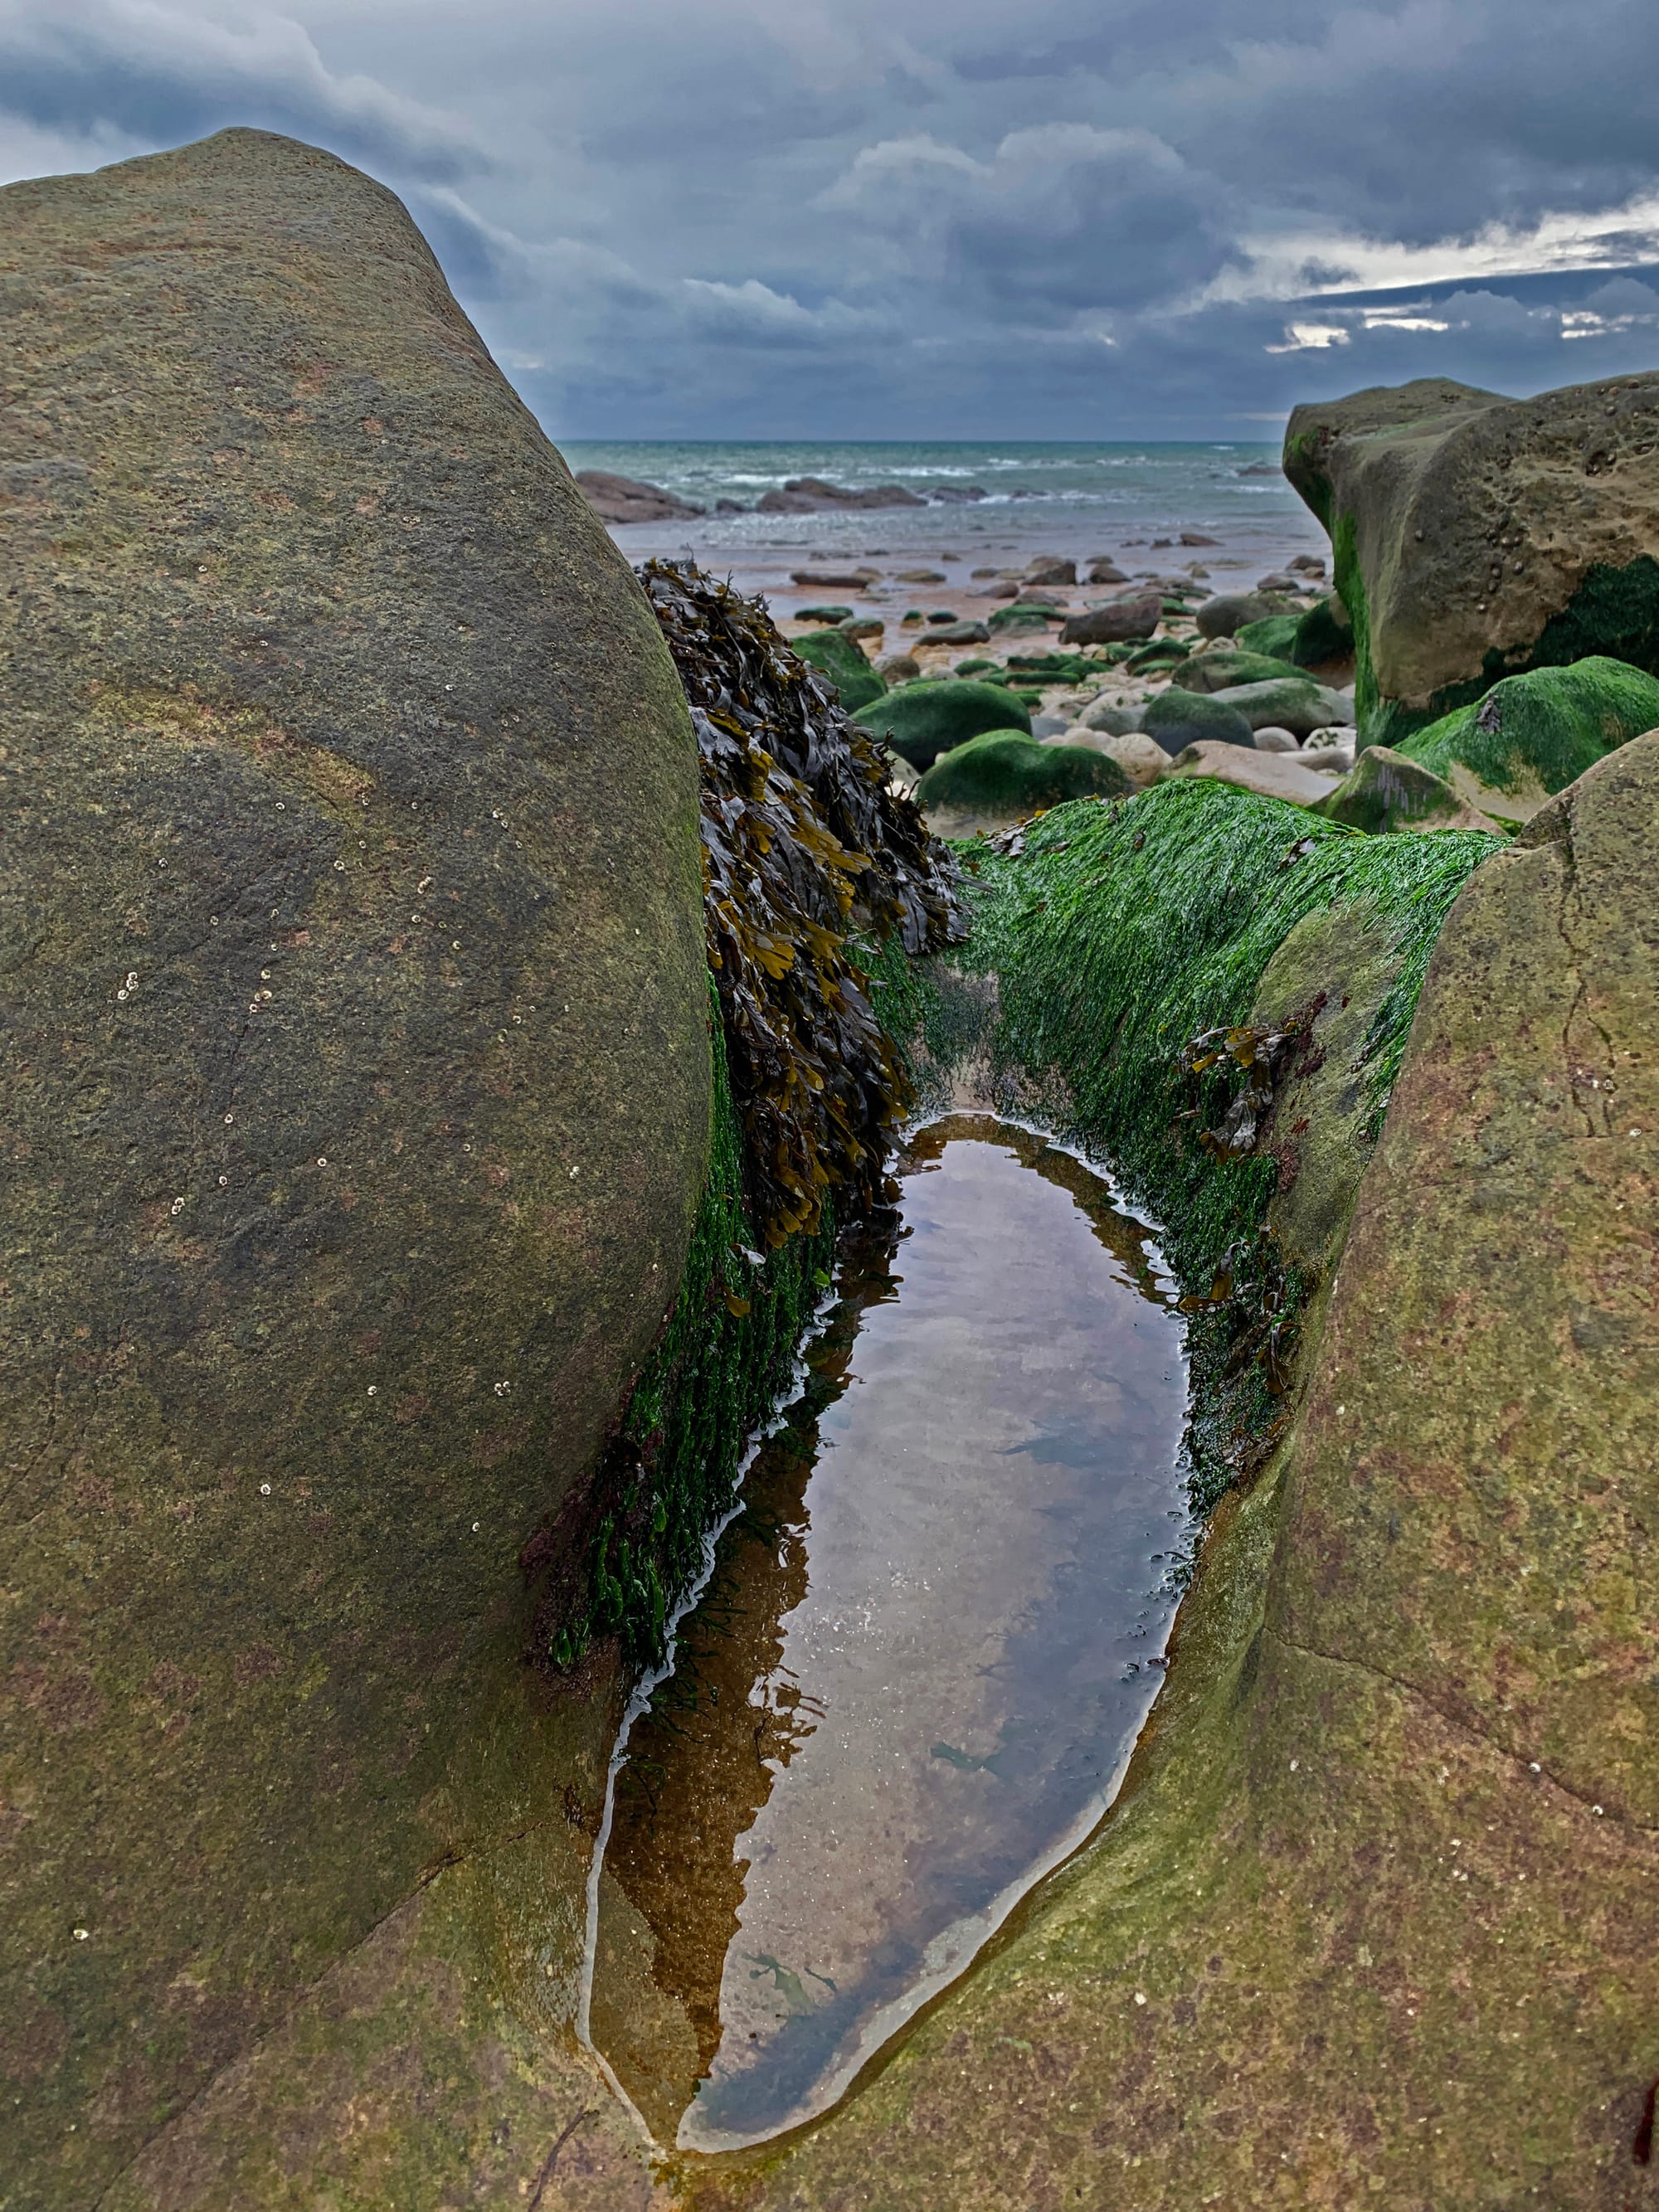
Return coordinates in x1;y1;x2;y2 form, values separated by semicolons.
853;679;1031;769
690;746;1659;2212
987;603;1056;635
0;128;712;2204
791;624;886;712
1316;742;1496;834
1291;586;1354;667
1285;371;1659;746
1396;654;1659;824
1203;676;1354;737
1174;648;1310;694
915;732;1127;829
1142;688;1257;756
1233;611;1301;659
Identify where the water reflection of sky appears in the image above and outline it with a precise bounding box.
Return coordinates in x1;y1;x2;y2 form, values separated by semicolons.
588;1118;1190;2153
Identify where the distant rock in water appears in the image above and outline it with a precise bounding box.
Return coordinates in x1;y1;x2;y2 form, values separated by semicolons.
758;476;925;513
576;468;703;522
0;126;712;2201
1285;371;1659;746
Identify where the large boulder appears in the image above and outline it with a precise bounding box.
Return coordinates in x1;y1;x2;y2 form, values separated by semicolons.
1397;654;1659;824
916;732;1127;830
1285;370;1659;746
853;679;1031;770
1233;611;1301;660
0;130;710;2203
1194;590;1282;638
688;737;1659;2212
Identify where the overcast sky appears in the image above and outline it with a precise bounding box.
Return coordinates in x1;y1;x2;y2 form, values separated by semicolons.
7;0;1659;441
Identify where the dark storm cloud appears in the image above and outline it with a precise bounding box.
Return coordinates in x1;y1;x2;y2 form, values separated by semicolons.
3;0;1659;435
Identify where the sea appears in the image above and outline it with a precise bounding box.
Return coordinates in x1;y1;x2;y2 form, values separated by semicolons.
558;439;1326;605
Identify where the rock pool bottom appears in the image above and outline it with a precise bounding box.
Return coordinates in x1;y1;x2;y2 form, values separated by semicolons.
583;1116;1191;2153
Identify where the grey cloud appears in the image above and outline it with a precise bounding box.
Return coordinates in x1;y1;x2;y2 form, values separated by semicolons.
821;123;1236;314
7;0;1659;436
0;0;480;180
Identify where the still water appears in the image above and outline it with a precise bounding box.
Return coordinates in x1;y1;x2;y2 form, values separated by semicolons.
581;1116;1190;2153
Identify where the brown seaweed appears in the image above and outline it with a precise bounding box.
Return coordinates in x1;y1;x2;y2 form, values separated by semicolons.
642;560;965;1245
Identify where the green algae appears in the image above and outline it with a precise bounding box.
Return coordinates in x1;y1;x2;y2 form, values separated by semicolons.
915;731;1129;816
792;626;886;713
854;678;1033;769
1399;654;1659;804
957;784;1496;1257
1290;590;1353;667
532;994;832;1670
537;566;962;1670
926;782;1501;1506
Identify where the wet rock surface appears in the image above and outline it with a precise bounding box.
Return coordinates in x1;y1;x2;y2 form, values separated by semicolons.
589;1121;1186;2152
684;739;1659;2212
0;128;710;2204
1286;370;1659;746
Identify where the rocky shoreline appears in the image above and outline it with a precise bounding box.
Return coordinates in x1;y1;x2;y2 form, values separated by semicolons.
6;126;1657;2212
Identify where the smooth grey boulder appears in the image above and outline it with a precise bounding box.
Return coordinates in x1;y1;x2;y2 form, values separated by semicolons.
1201;677;1357;737
1142;688;1258;756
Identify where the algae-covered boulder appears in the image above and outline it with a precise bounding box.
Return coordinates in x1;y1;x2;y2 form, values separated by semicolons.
0;129;712;2204
1141;688;1256;756
916;732;1127;829
1174;648;1309;694
1202;675;1354;737
793;624;886;712
1233;611;1301;660
694;747;1657;2212
1316;742;1499;834
854;679;1031;769
1285;370;1659;746
1397;654;1659;824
